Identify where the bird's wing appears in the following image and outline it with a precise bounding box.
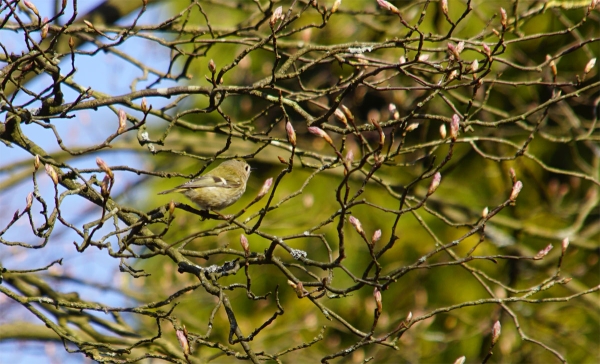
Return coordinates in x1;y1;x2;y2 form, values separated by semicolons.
176;175;241;189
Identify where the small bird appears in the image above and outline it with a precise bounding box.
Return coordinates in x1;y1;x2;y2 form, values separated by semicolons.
158;159;251;211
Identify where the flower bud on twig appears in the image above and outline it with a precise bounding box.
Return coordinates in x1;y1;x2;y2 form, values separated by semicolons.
534;244;553;260
439;124;447;139
45;164;58;185
117;109;127;133
500;8;507;28
450;114;460;140
41;21;49;39
141;97;148;113
584;58;596;74
491;320;501;345
208;59;216;73
26;192;33;211
509;180;523;201
482;206;489;219
373;287;383;313
371;229;382;244
24;1;39;16
96;157;114;180
334;108;347;126
453;356;466;364
240;234;250;255
348;215;363;234
331;0;341;13
285;121;296;146
257;177;273;199
168;200;175;216
377;0;400;13
101;175;110;197
428;172;441;195
34;155;40;171
308;126;333;145
561;237;569;254
270;6;283;27
441;0;448;16
175;327;191;357
482;43;491;57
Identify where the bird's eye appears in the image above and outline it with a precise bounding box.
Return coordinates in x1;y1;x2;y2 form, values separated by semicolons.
245;165;251;172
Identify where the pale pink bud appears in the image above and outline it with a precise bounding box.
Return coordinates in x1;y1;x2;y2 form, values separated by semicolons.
96;157;114;180
334;108;347;125
534;244;553;259
175;328;190;356
456;41;465;54
377;0;399;13
240;234;249;254
270;6;283;26
491;320;501;345
345;149;354;164
117;109;127;133
500;8;507;27
584;58;596;74
450;114;460;140
441;0;448;15
418;54;430;62
373;287;383;313
26;192;33;211
470;59;479;72
208;59;216;73
453;356;466;364
34;154;40;171
388;103;397;114
331;0;341;13
483;43;491;57
24;1;39;16
41;22;49;39
439;124;447;139
561;237;569;254
482;206;489;219
406;311;413;322
45;164;58;185
428;172;441;195
371;229;382;244
509;180;523;201
348;215;363;234
257;177;273;199
286;121;296;146
308;126;333;144
398;55;406;65
406;122;419;132
141;97;148;113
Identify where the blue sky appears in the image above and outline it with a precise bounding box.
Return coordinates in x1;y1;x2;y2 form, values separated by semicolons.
0;1;178;362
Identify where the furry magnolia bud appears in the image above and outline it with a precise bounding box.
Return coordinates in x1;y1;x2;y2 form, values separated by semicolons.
285;121;296;146
348;215;363;234
308;126;333;144
428;172;441;195
510;180;523;201
491;320;501;345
